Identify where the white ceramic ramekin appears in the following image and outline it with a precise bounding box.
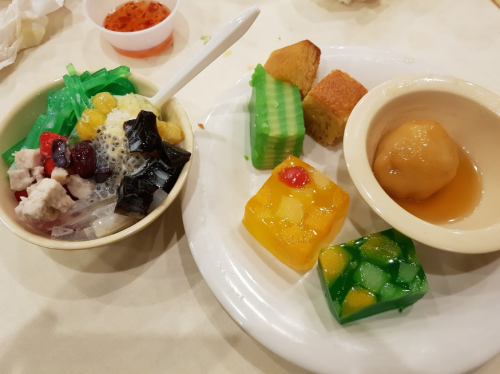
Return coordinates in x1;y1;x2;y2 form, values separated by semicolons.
344;74;500;254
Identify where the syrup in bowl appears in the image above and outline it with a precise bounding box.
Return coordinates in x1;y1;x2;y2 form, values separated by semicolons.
393;148;482;225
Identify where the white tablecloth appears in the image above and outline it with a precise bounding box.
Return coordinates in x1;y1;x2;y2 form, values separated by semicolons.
0;0;499;372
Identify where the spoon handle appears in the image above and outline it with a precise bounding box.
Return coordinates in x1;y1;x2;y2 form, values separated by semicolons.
150;6;260;107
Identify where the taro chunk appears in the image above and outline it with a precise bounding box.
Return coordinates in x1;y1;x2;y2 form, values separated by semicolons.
32;166;45;182
8;169;34;191
14;148;42;170
51;167;68;184
67;175;95;200
15;178;75;221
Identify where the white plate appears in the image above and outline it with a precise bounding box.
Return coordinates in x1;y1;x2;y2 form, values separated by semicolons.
182;46;500;374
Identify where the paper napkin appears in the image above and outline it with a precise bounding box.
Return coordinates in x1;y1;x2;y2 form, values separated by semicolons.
0;0;64;70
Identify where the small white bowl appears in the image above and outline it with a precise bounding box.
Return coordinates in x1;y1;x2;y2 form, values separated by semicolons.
0;73;193;250
84;0;180;58
344;74;500;254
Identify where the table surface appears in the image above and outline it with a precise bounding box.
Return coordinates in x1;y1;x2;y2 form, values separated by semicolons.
0;0;499;373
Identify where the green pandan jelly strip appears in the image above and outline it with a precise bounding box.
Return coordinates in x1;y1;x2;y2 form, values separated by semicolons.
63;74;92;120
23;114;58;150
248;64;305;169
97;77;136;96
1;137;26;165
83;66;131;95
79;71;92;82
66;63;78;76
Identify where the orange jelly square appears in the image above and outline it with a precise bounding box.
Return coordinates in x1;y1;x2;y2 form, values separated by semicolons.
243;155;350;271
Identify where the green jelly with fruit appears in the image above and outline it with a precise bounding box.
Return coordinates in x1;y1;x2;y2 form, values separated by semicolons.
318;228;429;324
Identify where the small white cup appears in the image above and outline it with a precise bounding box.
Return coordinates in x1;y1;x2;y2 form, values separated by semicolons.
84;0;180;58
343;74;500;254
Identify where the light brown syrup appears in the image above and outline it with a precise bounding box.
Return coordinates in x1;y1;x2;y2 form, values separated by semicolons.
393;148;482;224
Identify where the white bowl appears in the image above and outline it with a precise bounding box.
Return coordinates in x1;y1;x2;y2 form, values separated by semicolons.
0;73;193;250
84;0;180;58
344;74;500;254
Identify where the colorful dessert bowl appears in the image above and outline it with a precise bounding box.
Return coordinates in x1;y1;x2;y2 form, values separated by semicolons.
0;73;193;250
343;74;500;254
83;0;180;58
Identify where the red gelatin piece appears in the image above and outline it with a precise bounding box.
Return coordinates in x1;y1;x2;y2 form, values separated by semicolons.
14;190;28;202
43;157;56;176
40;132;66;159
278;166;311;188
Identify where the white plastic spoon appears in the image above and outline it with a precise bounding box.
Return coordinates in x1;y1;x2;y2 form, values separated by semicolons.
150;6;261;107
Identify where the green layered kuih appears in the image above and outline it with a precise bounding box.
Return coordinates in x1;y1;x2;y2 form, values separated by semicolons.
248;64;305;169
318;229;429;324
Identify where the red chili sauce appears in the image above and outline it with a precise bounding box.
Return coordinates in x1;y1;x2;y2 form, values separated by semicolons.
103;1;170;32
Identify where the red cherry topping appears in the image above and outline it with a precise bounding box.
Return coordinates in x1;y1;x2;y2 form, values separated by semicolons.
278;166;311;188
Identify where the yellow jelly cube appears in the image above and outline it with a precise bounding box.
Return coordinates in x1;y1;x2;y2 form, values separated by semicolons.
243;155;350;271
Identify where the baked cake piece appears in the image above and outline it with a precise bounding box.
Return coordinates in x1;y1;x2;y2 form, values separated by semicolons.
264;40;321;99
302;70;367;146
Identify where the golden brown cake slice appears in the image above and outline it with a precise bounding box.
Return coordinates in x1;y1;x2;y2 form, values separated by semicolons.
302;70;367;146
264;40;321;99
